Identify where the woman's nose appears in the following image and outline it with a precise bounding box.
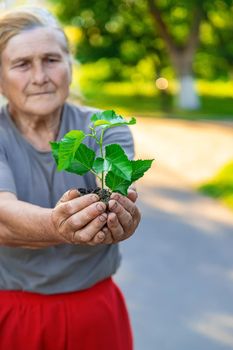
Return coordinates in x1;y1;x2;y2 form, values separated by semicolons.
31;63;49;85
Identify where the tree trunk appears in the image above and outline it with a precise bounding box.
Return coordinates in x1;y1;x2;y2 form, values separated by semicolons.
171;50;200;109
178;75;200;109
147;0;203;110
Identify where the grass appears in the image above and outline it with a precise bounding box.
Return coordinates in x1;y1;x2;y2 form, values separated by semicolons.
198;161;233;211
70;81;233;121
82;93;233;120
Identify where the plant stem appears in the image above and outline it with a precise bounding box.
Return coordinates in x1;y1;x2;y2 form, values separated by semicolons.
99;129;105;189
90;126;106;190
90;169;102;182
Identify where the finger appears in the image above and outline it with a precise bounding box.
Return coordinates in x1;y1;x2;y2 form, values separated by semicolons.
108;200;132;230
56;188;80;206
110;194;136;217
63;201;106;231
57;193;100;220
73;213;108;243
127;186;138;203
101;226;114;244
107;212;124;240
88;230;106;246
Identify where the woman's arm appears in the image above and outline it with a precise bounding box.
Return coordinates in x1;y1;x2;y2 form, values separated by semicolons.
0;190;108;248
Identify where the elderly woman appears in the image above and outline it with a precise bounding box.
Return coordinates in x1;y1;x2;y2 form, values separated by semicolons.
0;7;140;350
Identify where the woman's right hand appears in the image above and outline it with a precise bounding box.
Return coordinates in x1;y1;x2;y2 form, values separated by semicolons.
51;189;108;246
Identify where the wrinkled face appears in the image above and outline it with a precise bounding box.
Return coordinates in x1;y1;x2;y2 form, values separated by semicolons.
0;27;72;117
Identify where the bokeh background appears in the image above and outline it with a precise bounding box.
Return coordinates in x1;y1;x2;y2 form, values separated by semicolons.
2;0;232;209
1;0;233;349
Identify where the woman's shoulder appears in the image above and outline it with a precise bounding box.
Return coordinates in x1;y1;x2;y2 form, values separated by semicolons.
0;105;21;149
0;105;10;136
65;102;100;119
62;102;101;131
0;105;7;123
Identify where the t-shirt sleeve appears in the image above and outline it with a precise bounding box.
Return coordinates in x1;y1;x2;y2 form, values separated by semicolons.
0;144;17;194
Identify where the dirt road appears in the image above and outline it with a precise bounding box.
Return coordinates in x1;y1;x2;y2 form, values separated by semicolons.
115;118;233;350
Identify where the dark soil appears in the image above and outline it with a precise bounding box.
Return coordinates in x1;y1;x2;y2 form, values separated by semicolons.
78;187;112;205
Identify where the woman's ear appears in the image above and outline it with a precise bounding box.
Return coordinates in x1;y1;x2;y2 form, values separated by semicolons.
0;67;3;93
0;70;5;96
0;70;2;93
68;55;73;85
0;73;7;105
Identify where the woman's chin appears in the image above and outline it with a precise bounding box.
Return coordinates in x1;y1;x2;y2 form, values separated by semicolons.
24;99;64;116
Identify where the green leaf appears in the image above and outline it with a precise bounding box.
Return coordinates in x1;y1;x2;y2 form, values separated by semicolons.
94;120;112;126
50;141;59;165
131;159;155;182
65;143;95;175
105;171;131;196
105;144;132;181
93;157;104;174
91;110;136;129
57;130;86;171
93;157;110;174
91;110;117;123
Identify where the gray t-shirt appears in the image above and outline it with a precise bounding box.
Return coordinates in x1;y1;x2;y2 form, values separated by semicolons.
0;103;134;294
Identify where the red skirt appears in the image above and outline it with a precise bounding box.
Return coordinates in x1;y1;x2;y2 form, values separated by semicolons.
0;278;133;350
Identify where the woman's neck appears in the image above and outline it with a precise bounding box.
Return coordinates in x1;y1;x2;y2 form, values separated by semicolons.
8;105;62;151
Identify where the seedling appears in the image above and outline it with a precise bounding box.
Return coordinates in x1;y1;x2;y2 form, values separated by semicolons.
50;110;154;202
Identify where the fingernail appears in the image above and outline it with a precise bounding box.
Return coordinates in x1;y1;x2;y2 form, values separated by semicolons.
118;196;125;205
111;193;120;201
97;232;105;240
68;188;78;195
109;216;116;223
110;201;118;211
102;226;109;234
99;213;107;222
91;194;99;202
96;203;105;212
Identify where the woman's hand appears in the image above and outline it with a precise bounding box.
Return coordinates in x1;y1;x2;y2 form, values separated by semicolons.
102;186;141;244
51;186;141;246
51;189;108;245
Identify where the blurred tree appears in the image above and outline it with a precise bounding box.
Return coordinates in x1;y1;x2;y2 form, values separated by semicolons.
146;0;203;109
50;0;233;109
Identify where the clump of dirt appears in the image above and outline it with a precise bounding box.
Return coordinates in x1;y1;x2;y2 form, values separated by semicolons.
78;187;112;205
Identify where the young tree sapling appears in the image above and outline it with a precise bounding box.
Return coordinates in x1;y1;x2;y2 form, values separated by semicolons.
50;110;154;203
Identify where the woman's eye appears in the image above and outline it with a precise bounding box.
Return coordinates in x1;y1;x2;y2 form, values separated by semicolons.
46;58;59;64
12;61;30;70
14;62;29;69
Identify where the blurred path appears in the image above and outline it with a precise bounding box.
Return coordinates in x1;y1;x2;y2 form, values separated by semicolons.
115;118;233;350
132;117;233;184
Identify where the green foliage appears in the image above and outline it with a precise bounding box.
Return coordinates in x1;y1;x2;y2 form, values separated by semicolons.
105;172;131;196
50;130;85;171
72;78;233;121
50;110;154;195
91;110;136;128
71;143;95;175
105;144;132;181
198;161;233;210
51;0;233;80
131;159;154;182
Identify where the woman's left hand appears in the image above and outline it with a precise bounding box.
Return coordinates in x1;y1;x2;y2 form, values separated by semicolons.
102;186;141;244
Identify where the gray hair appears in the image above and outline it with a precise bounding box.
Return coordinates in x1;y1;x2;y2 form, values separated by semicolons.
0;6;70;55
